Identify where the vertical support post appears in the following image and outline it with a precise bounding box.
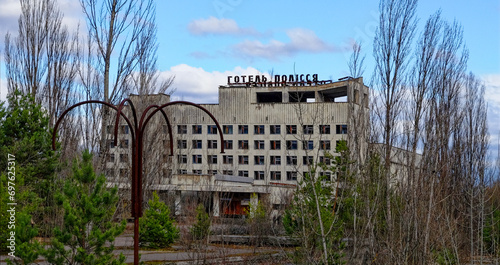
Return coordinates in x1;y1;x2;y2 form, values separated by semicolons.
213;192;220;217
250;193;258;218
132;133;140;265
175;190;182;216
134;217;139;265
250;193;258;206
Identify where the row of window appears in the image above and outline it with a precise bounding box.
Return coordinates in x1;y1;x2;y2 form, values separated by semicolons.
177;139;341;150
109;168;332;182
174;124;347;135
106;125;130;135
107;139;129;149
177;154;331;166
107;153;129;163
108;124;349;136
175;169;333;181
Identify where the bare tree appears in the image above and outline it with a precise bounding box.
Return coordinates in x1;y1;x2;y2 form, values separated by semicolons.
462;73;488;262
372;0;418;261
398;10;442;264
129;0;174;96
80;0;137;103
3;0;83;237
348;41;365;79
4;0;80;156
76;0;175;204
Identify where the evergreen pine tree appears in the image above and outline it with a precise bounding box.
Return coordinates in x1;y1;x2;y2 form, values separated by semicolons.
0;90;57;257
139;191;179;249
190;204;211;241
43;150;126;265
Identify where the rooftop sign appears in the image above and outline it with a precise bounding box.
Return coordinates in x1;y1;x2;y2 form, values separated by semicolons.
227;74;331;87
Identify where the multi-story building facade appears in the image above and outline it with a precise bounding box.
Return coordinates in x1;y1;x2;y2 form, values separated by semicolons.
106;76;370;218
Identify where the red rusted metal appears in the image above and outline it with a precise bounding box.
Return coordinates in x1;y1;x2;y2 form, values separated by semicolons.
52;99;224;265
52;100;136;150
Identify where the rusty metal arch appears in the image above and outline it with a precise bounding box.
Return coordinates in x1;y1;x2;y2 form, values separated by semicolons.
52;100;136;150
52;99;224;265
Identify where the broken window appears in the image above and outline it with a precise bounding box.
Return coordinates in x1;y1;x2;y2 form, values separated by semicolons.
257;92;282;103
336;124;347;134
254;171;265;180
207;140;217;149
177;125;187;134
270;125;281;134
192;155;202;164
223;125;233;134
286;171;297;181
238;125;248;134
192;125;202;134
254;125;265;134
270;171;281;181
286;125;297;134
207;125;217;134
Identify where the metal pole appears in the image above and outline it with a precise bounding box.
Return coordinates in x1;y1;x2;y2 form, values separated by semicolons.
134;217;139;265
53;100;224;265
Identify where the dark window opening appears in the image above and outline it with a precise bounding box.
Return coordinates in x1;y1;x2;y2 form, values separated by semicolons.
192;125;202;134
254;171;265;180
336;124;348;134
207;125;218;134
319;86;348;102
257;92;283;103
286;125;297;134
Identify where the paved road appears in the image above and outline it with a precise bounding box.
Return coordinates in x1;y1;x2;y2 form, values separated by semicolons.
1;234;283;264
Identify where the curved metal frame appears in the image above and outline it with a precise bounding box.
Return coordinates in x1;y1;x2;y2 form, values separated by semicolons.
52;99;224;265
52;100;136;149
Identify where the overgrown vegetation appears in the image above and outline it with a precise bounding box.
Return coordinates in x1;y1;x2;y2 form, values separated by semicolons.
0;90;58;260
190;204;211;241
0;0;498;264
43;150;126;265
245;193;270;247
283;140;353;264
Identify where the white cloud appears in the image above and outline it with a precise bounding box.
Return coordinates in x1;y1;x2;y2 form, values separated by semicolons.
0;0;21;16
159;64;265;103
481;74;500;161
189;51;214;59
0;0;85;51
58;0;86;33
0;0;21;39
483;74;500;106
188;16;260;36
233;28;347;61
0;75;7;101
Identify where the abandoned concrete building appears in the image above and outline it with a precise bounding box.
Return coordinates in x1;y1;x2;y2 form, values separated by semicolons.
105;76;370;218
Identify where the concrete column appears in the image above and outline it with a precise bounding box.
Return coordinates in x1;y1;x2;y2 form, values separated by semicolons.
283;90;289;103
250;193;258;207
213;192;220;217
174;190;181;216
250;193;258;218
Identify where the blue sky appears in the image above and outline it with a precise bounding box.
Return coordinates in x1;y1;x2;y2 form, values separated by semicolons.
154;0;499;82
0;0;499;160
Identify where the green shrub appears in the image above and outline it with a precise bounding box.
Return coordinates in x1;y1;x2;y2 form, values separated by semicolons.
484;208;500;254
190;204;211;241
139;192;179;249
433;248;458;265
